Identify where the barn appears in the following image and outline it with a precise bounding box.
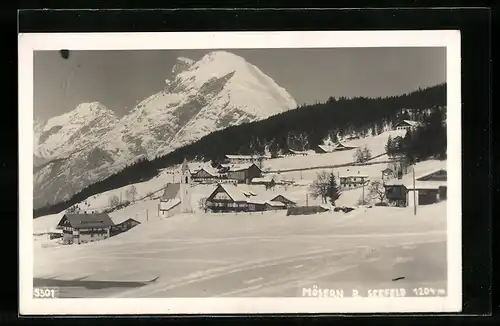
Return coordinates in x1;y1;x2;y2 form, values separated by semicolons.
191;167;216;179
268;194;297;208
384;167;447;207
265;201;287;211
57;213;115;245
110;218;141;237
225;163;263;184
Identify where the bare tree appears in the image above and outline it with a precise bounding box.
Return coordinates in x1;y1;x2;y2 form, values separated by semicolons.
198;197;208;213
309;171;330;204
109;195;120;208
126;185;138;203
354;145;372;163
368;180;386;203
356;195;372;206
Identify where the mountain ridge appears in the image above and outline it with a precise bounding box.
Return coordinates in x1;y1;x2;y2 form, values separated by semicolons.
33;51;298;208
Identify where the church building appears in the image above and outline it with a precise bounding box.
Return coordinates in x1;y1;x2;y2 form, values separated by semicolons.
158;158;193;218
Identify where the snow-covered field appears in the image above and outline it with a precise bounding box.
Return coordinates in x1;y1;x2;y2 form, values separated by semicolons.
33;199;447;298
31;125;448;299
262;130;406;172
47;129;408;220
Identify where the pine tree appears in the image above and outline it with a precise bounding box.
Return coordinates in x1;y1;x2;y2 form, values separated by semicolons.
326;172;341;206
386;135;394;157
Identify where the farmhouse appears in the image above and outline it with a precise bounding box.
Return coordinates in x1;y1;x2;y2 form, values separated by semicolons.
315;141;357;154
205;184;296;213
392;120;420;131
190;166;222;183
384;167;447;207
339;174;369;189
224;163;263;184
206;184;250;212
158;158;193;218
57;213;115;245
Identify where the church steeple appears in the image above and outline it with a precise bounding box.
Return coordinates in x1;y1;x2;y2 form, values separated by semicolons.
180;158;191;185
181;158;189;174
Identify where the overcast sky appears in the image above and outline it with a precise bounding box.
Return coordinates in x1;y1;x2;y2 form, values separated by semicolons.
33;47;446;120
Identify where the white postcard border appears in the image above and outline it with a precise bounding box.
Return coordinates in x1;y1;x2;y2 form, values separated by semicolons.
19;30;462;315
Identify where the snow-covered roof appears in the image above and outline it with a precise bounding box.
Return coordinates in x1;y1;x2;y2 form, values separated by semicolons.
161;183;180;201
405;181;446;190
288;149;308;155
384;161;447;186
112;216;142;225
160;198;181;211
217;184;248;202
225;154;255;160
270;194;296;203
251;177;274;183
192;166;219;176
394;120;420;127
317;144;336;153
59;213;115;229
416;168;447;181
247;198;266;205
267;201;286;207
226;163;261;172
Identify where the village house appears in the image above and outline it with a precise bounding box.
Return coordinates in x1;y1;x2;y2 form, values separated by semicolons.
384;167;447;207
190;166;222;184
205;184;297;213
338;174;370;189
392;120;420;131
224;154;258;164
57;213;115;245
315;141;356;154
223;163;263;184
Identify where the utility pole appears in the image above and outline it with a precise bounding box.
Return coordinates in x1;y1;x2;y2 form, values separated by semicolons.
362;180;365;205
413;166;417;216
146;209;149;222
306;193;309;207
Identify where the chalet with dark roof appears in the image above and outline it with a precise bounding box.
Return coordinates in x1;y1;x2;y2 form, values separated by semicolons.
392;120;420;131
57;213;115;244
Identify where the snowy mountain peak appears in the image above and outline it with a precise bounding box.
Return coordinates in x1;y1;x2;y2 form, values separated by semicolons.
34;102;119;159
34;51;298;209
172;57;195;75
